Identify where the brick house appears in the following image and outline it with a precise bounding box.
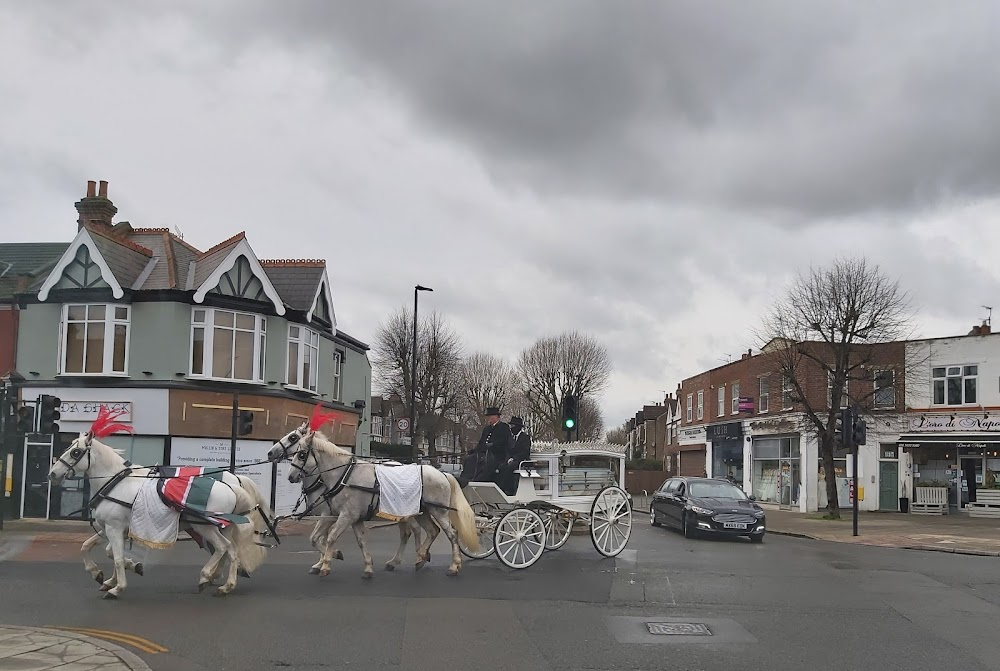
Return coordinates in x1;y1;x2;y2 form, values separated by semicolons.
662;339;906;512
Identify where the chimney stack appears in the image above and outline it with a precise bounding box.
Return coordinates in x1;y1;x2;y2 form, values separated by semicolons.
75;179;118;231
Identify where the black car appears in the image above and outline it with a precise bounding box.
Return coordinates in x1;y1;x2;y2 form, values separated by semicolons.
650;477;766;543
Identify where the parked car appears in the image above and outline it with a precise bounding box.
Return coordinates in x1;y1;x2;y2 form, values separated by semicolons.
650;476;766;543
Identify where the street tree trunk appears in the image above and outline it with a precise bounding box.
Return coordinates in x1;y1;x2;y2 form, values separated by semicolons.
820;434;840;519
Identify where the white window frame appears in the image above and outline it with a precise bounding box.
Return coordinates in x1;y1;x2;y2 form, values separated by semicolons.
827;371;849;409
932;365;977;406
697;390;704;420
331;350;344;401
717;387;725;417
782;375;795;410
873;369;896;408
759;376;770;413
189;307;267;383
686;394;693;422
286;324;321;393
731;382;740;415
60;303;131;376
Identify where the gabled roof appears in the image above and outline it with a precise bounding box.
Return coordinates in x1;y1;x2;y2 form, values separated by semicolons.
37;226;152;301
129;228;203;291
0;242;70;301
190;235;286;315
261;260;337;331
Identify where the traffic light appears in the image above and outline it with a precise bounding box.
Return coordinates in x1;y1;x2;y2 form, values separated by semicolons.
238;410;254;436
834;406;852;448
16;405;35;433
852;415;867;446
562;395;578;430
37;395;60;434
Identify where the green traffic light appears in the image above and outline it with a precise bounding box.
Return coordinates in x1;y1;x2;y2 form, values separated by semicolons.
565;419;575;429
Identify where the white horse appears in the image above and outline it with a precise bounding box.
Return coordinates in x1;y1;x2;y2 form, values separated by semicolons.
48;409;271;598
268;411;479;578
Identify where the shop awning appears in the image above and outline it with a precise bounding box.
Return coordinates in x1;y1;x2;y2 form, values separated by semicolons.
898;433;1000;446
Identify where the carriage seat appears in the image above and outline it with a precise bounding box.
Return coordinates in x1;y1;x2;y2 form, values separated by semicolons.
515;460;544;478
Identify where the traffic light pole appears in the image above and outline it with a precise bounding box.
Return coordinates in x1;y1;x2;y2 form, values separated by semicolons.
853;446;859;537
230;391;239;473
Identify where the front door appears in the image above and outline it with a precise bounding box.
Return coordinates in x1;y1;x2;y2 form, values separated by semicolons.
21;436;53;518
879;461;899;511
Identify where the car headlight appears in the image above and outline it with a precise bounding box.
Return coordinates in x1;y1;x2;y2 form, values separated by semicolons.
690;506;714;516
754;510;766;517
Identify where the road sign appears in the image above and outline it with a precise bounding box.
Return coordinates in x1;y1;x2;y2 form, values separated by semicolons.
849;480;855;503
397;418;410;432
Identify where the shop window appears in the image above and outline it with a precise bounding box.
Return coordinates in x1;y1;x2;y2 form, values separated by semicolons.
933;366;977;405
190;308;266;383
61;304;130;376
286;325;320;392
874;369;895;407
751;436;799;504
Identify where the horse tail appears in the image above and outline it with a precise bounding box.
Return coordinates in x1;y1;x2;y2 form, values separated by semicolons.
446;473;479;553
232;475;270;573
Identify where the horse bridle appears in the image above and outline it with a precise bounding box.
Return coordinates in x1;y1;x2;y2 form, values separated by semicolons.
56;439;92;480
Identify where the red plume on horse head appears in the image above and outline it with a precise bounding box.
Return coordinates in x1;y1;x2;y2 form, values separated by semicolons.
89;405;134;438
309;404;339;434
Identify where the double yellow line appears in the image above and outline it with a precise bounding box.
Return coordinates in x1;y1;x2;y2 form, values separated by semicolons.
47;626;168;654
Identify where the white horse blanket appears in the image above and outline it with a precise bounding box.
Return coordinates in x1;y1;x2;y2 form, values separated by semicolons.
374;464;423;520
130;478;180;549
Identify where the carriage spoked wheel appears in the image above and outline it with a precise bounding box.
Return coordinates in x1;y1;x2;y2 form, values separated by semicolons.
590;485;632;557
493;508;546;569
542;510;574;551
460;503;497;560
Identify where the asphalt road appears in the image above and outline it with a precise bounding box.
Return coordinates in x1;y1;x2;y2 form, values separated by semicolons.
3;517;1000;671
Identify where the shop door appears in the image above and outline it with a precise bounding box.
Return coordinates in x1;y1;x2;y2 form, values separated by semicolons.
879;461;899;511
778;459;800;509
21;436;53;518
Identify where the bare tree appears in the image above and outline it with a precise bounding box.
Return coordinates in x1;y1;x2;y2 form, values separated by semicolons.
516;331;613;441
459;352;516;424
606;422;629;446
371;308;464;461
756;257;916;519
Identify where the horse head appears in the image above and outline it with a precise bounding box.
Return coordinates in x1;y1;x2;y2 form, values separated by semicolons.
268;404;340;463
49;406;132;484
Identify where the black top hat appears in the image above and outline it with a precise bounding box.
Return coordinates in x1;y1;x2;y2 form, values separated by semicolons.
485;407;501;417
510;416;524;427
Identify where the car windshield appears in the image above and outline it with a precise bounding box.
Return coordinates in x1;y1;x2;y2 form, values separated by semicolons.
688;481;747;500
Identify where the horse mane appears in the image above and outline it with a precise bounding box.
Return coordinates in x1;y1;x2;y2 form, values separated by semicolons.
310;431;353;457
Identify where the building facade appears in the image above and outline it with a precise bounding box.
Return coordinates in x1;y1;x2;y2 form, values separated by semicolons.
8;181;372;520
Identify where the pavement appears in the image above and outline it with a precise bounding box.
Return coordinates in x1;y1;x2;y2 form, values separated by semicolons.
0;624;152;670
3;513;1000;670
630;494;1000;556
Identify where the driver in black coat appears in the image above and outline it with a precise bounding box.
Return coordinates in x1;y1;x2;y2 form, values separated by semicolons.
458;407;511;488
499;416;531;495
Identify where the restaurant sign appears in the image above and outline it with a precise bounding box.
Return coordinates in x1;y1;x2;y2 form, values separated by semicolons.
907;414;1000;433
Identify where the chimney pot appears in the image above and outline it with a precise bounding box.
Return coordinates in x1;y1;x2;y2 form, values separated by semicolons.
87;180;96;197
98;180;108;198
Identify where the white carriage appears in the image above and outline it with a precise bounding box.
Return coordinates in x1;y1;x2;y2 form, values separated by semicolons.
459;441;633;569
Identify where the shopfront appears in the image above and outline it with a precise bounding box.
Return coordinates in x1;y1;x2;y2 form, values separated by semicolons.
707;421;744;484
677;427;707;477
747;417;802;509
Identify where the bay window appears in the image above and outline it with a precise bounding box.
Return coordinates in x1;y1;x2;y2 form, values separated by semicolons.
190;308;266;382
61;304;130;375
287;325;320;392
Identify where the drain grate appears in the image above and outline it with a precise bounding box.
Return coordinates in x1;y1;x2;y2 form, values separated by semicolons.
646;622;713;636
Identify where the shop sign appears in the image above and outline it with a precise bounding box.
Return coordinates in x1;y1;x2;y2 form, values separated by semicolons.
908;414;1000;432
749;418;798;435
706;421;743;441
678;427;706;445
169;438;273;507
880;446;897;459
737;397;755;413
59;401;132;423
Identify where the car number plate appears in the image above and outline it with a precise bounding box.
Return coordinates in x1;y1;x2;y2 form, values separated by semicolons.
723;522;747;529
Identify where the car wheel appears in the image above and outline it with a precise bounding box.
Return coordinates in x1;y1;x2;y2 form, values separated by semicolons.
650;508;660;527
682;513;696;539
750;531;764;544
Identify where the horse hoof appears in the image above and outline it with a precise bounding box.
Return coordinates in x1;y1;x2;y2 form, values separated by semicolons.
384;563;395;571
99;584;111;592
134;563;144;577
362;571;374;580
308;567;320;575
319;568;331;577
415;560;426;571
95;571;104;584
238;567;250;578
103;592;118;600
335;550;344;561
213;588;228;597
447;568;459;577
198;582;210;593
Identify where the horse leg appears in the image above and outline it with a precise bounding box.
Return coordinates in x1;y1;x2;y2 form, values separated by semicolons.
309;517;342;574
104;541;143;576
414;514;441;570
352;521;374;579
102;524;130;598
385;520;412;571
427;508;462;576
317;515;353;577
196;527;230;594
81;533;105;584
206;527;240;596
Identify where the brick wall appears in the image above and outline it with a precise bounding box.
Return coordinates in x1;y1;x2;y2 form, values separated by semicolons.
0;308;16;377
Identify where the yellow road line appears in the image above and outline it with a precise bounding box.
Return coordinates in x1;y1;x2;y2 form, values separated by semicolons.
47;626;168;654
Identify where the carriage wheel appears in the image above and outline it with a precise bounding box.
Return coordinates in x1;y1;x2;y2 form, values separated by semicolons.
493;508;545;569
542;510;574;551
460;503;497;560
590;486;632;557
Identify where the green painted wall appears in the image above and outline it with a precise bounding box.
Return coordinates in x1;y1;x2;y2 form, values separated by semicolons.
15;303;62;378
128;302;190;376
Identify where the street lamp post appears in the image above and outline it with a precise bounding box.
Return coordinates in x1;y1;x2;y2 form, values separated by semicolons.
410;285;432;463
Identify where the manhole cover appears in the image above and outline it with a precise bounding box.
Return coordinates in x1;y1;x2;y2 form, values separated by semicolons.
646;622;713;636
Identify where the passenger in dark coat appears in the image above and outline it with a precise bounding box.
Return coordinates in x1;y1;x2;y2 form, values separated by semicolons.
499;416;532;495
458;407;511;488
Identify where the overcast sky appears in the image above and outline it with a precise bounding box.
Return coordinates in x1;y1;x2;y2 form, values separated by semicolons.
3;2;1000;429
